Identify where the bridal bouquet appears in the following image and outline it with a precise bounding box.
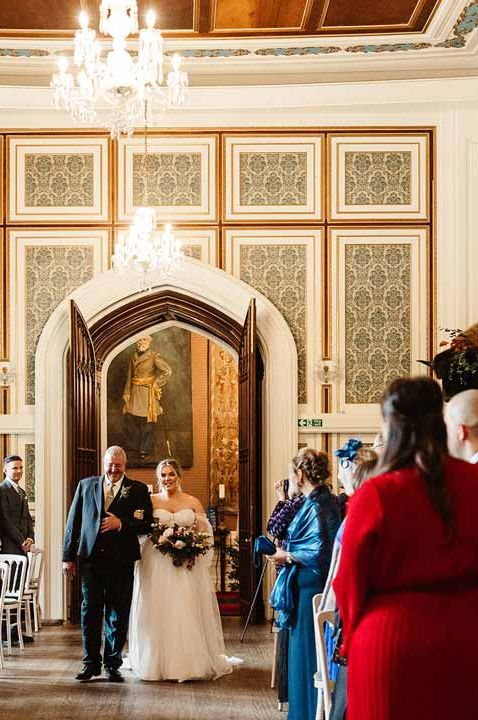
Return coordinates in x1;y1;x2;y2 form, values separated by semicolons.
150;522;213;570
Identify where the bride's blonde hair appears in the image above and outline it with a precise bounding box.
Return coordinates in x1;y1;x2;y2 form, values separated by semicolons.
155;457;183;492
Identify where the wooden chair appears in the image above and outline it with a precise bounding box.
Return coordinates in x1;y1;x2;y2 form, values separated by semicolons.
24;547;45;632
312;593;335;720
1;554;28;655
0;560;11;669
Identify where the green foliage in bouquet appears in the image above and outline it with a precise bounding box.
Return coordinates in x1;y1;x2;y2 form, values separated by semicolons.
150;521;212;570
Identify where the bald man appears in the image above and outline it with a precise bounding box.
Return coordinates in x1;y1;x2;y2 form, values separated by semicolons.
444;389;478;464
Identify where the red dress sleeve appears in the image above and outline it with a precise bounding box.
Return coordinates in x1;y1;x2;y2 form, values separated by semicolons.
333;480;384;656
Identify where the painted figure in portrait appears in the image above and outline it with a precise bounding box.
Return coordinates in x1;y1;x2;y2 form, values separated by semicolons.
107;328;193;468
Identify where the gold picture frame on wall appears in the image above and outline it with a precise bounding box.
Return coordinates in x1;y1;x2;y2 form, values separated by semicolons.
328;133;430;221
223;134;324;222
116;135;217;223
7;136;109;223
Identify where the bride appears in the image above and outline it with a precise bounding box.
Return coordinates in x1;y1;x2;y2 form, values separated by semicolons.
128;457;233;682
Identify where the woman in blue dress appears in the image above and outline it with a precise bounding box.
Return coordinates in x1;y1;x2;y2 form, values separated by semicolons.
269;448;340;720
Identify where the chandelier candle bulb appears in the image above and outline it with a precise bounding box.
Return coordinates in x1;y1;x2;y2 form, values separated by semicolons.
50;0;188;138
218;484;226;500
74;13;96;68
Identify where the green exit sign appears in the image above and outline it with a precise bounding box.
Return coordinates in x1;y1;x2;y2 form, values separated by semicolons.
298;418;323;428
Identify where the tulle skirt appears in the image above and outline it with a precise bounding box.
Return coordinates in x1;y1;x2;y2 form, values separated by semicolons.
128;537;233;682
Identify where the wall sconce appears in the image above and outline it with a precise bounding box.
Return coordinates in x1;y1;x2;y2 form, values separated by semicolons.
315;360;340;384
0;362;16;387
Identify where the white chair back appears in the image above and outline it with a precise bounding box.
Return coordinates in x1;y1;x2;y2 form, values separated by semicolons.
1;554;28;601
0;560;11;668
26;547;44;590
313;593;335;720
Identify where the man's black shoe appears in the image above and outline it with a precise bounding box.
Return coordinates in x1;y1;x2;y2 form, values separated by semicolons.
106;667;124;683
23;635;34;644
75;665;102;681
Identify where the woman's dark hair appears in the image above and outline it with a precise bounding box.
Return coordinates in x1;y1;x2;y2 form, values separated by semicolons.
379;377;453;532
291;448;330;485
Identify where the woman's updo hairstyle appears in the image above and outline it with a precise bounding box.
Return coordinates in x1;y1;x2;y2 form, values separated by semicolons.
155;457;183;491
291;447;330;486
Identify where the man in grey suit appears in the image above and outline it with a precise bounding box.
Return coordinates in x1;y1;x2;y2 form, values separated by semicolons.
63;445;152;683
0;454;35;644
0;455;34;556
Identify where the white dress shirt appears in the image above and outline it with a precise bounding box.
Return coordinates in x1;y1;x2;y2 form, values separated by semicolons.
103;474;124;503
468;452;478;465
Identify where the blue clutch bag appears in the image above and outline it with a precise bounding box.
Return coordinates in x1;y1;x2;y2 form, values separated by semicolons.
253;535;276;567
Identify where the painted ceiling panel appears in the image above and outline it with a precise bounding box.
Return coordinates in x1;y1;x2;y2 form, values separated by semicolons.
213;0;310;30
0;0;446;36
318;0;440;32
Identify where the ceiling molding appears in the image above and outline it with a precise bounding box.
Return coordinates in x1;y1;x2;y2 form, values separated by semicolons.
0;1;477;86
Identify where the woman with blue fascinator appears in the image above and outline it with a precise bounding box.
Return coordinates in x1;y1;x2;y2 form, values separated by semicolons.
269;448;340;720
317;439;377;720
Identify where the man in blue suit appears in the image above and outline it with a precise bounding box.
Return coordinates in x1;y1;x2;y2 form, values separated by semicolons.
63;446;153;682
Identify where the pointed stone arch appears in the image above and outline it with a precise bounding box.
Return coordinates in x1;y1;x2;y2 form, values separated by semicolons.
35;261;298;619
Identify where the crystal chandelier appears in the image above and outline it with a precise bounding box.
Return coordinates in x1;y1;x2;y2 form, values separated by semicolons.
50;1;188;138
112;210;184;289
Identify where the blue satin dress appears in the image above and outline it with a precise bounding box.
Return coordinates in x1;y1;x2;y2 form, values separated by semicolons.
270;486;340;720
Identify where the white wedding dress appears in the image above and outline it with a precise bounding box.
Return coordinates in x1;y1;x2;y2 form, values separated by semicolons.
128;508;234;682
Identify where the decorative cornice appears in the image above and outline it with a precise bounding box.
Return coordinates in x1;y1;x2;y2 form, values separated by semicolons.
1;2;476;59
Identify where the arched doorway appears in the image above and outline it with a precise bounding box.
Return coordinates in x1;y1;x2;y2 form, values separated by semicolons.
69;292;262;621
35;261;297;621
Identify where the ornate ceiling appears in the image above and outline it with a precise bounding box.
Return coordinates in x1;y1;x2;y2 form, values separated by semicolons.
0;0;477;86
0;0;443;37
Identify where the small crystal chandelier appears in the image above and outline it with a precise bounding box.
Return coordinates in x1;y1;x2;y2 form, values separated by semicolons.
113;211;184;289
50;1;188;138
112;113;184;288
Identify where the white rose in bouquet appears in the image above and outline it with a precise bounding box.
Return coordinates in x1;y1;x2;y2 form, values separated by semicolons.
174;540;186;549
163;527;175;538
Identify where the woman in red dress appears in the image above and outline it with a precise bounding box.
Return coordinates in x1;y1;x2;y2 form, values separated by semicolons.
334;377;478;720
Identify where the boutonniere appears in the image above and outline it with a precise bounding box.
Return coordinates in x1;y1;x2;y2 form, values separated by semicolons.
120;485;131;499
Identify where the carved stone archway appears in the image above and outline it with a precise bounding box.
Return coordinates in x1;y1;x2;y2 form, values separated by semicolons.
35;260;298;620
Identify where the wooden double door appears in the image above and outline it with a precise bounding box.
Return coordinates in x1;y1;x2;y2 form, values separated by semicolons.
68;294;264;622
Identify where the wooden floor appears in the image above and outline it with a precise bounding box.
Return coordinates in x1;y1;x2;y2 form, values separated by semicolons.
0;619;280;720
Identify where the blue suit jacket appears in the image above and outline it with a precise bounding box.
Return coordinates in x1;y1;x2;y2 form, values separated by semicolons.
62;474;153;564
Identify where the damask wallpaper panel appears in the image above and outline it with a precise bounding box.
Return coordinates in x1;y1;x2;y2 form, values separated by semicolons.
224;228;323;413
330;228;429;414
8;229;110;412
329;134;429;221
117;136;217;222
224;135;323;221
7;137;109;223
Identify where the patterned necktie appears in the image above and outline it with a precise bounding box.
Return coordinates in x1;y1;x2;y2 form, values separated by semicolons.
104;482;115;511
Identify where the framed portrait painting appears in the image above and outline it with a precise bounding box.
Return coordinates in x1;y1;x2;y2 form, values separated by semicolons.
107;327;193;468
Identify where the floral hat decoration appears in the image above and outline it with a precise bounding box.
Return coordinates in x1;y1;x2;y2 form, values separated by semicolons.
334;438;363;467
419;323;478;401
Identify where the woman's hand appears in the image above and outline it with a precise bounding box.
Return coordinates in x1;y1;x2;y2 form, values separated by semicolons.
269;547;288;566
274;479;287;502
